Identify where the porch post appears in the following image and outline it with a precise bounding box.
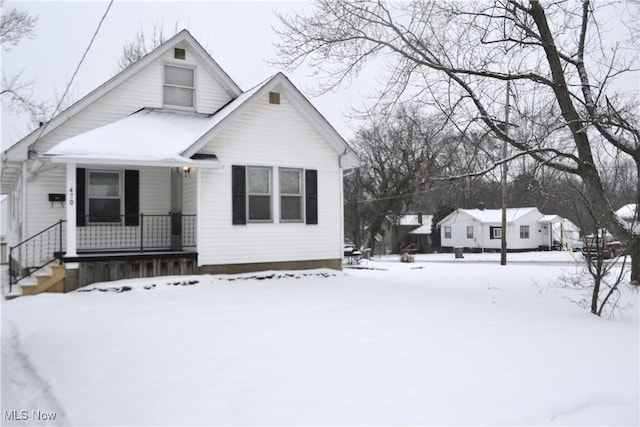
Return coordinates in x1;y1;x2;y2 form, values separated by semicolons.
66;163;77;257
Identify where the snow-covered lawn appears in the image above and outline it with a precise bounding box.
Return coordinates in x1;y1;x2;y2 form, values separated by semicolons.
2;254;638;426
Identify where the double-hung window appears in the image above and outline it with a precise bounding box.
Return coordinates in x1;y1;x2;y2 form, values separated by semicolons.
88;170;122;223
232;165;318;225
466;226;474;239
444;226;452;239
247;166;272;221
280;168;303;221
164;65;194;108
520;225;530;239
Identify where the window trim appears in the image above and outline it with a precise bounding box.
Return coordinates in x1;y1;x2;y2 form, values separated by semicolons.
444;226;452;239
491;226;502;239
246;166;273;223
86;169;123;224
163;64;195;109
279;168;304;223
520;225;530;239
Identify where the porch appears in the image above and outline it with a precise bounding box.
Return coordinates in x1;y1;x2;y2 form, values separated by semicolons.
8;213;197;292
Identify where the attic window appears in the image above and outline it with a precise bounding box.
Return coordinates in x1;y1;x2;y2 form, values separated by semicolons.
174;48;186;60
269;91;280;105
164;65;194;108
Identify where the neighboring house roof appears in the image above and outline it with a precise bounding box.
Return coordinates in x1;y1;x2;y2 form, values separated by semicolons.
42;72;360;169
616;204;637;220
2;30;241;162
448;207;538;224
409;224;433;235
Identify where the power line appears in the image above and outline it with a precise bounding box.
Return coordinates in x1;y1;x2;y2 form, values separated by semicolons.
33;0;114;146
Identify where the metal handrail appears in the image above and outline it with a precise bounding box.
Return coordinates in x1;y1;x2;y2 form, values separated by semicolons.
9;219;65;292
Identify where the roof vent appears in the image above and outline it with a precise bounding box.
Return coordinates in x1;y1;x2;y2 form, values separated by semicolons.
477;202;485;211
269;91;280;105
174;48;186;60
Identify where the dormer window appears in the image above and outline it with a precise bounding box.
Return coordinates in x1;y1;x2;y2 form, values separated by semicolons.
164;65;194;108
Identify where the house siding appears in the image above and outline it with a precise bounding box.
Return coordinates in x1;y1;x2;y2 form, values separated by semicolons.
197;84;342;267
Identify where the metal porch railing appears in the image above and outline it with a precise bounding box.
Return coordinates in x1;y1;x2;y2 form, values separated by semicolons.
8;214;196;291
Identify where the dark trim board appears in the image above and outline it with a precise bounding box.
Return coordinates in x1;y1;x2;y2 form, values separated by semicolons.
198;258;342;275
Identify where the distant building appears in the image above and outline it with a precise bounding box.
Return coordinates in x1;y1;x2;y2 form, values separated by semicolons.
437;207;580;252
383;213;434;253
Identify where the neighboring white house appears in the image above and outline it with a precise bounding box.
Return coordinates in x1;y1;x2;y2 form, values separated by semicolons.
1;30;359;292
616;204;638;233
437;207;579;251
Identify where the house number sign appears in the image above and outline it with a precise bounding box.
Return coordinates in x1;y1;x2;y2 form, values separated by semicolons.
68;187;74;206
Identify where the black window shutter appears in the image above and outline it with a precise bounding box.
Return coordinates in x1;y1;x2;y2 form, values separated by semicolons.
124;170;140;226
232;165;246;225
76;168;86;226
305;169;318;225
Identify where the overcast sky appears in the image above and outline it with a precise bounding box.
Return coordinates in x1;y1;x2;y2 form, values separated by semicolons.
2;1;638;150
1;0;376;148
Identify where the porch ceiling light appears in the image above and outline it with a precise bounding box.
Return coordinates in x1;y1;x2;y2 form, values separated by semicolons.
182;166;193;178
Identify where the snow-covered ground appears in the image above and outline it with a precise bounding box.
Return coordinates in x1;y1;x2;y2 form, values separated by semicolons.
1;253;638;426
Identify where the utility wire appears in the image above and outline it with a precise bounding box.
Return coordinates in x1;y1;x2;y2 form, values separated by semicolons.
32;0;114;146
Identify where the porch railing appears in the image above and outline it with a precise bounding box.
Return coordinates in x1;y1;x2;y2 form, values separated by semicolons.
9;220;65;292
8;214;196;291
77;214;196;251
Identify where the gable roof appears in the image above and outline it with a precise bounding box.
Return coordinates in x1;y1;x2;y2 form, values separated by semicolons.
181;72;360;168
3;29;242;160
438;207;539;226
43;73;359;168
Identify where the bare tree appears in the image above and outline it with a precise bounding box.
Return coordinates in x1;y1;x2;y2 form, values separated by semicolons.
0;0;36;47
117;21;179;71
347;104;450;249
1;1;47;123
274;0;640;283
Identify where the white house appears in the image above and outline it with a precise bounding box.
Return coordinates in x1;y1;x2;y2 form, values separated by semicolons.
1;30;359;293
437;207;579;252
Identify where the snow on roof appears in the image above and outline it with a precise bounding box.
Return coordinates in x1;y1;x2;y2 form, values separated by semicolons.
539;214;562;223
42;78;270;168
459;207;538;223
408;224;432;235
44;109;221;167
616;204;637;220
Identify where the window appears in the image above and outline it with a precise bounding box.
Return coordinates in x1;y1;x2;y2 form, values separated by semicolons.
520;225;530;239
466;226;474;239
280;168;303;221
232;166;318;225
491;227;502;239
87;171;121;222
164;65;194;108
247;166;272;221
444;226;452;239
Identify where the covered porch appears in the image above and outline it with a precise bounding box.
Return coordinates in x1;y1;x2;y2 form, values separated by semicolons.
9;109;223;292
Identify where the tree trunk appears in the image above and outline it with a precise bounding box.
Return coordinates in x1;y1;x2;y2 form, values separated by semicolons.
628;237;640;286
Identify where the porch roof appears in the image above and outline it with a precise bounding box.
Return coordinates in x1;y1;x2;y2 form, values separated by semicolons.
42;109;222;168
